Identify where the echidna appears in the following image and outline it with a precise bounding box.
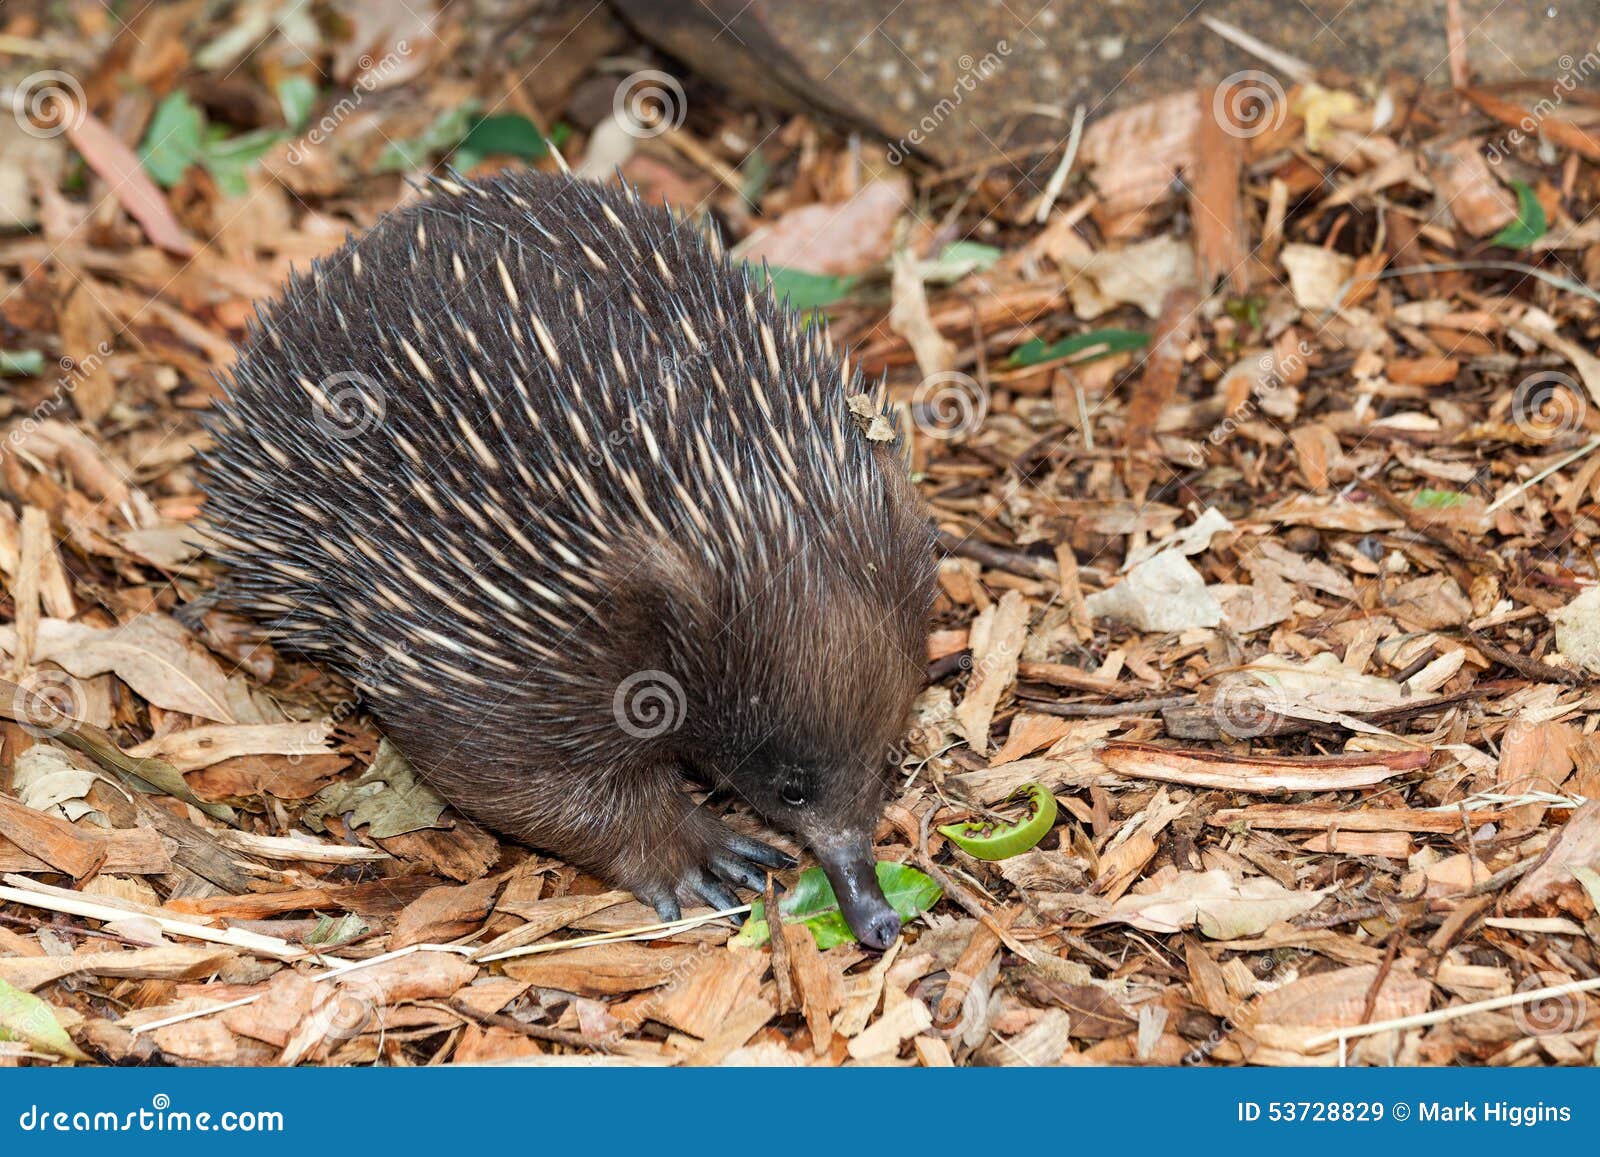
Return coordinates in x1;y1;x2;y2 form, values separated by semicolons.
199;170;935;949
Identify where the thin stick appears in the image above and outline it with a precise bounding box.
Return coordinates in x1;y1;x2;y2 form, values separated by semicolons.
1343;261;1600;306
1032;105;1086;224
1199;16;1316;83
129;942;477;1036
475;905;749;963
1026;695;1195;718
1485;435;1600;513
1302;975;1600;1053
0;880;339;965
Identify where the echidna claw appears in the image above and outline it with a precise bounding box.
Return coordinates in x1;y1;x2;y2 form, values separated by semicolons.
638;886;681;926
636;826;794;926
707;853;769;894
689;871;741;917
721;831;796;870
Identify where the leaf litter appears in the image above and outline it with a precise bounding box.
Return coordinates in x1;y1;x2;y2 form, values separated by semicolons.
0;5;1596;1069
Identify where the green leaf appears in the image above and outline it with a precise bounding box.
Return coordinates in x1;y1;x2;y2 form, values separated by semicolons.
920;240;1002;284
276;75;318;132
305;913;370;947
759;266;859;312
733;862;942;949
1412;488;1466;509
454;113;549;170
1224;295;1266;329
1491;180;1547;249
0;976;90;1061
139;91;286;195
1009;327;1148;368
938;782;1058;861
201;127;284;198
139;92;205;188
0;350;45;377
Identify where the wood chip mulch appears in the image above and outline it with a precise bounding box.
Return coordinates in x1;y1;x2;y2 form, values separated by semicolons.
0;4;1596;1067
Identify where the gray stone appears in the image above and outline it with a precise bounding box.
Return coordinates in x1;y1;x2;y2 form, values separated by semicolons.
612;0;1599;164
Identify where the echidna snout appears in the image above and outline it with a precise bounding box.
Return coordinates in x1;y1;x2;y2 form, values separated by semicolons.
200;170;936;948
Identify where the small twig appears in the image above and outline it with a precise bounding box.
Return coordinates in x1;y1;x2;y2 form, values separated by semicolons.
1460;854;1539;898
1295;900;1390;930
1032;105;1085;224
0;910;152;949
1341;261;1600;306
1304;975;1600;1055
1027;695;1195;718
1365;481;1500;570
1199;16;1316;83
444;1000;615;1053
475;905;747;963
1358;932;1405;1026
935;529;1057;581
765;874;794;1014
129;942;477;1036
0;877;344;965
1296;876;1426;929
1485;436;1600;514
1463;628;1586;687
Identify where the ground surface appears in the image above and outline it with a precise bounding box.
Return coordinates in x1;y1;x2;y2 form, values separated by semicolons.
0;2;1597;1067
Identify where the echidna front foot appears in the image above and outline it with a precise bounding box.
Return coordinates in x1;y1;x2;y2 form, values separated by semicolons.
626;811;794;925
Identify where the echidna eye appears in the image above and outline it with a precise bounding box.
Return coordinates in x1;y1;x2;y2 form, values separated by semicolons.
780;784;806;807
